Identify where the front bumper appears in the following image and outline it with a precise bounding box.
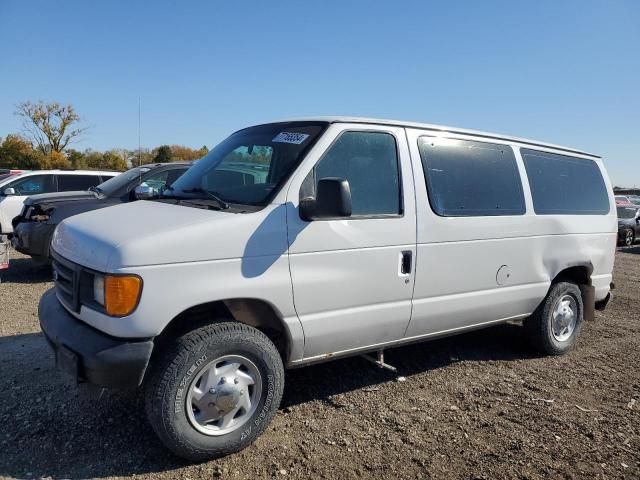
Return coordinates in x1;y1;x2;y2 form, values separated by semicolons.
12;221;55;260
38;288;154;388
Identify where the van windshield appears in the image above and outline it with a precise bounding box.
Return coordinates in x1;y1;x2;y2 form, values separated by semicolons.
166;122;327;206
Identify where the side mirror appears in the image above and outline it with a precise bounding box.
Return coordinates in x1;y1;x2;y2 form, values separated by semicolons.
134;184;155;200
2;187;15;196
299;177;352;221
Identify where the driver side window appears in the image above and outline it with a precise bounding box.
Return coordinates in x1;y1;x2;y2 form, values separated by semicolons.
303;131;402;216
141;170;170;192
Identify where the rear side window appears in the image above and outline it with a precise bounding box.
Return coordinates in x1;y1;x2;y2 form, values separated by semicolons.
417;137;525;216
10;175;56;195
310;131;401;216
57;174;102;191
521;149;610;215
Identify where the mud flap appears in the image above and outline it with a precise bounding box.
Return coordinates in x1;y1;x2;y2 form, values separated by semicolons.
579;284;595;322
595;292;611;311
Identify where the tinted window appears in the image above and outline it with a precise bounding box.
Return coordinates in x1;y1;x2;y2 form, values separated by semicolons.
10;175;56;195
57;174;102;191
138;168;187;193
418;137;525;216
142;170;171;191
309;131;401;216
165;168;188;186
522;149;609;215
97;167;151;196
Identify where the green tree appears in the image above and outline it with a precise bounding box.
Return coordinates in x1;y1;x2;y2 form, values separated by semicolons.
67;149;88;169
153;145;172;163
0;134;44;169
41;151;71;169
169;145;209;161
130;148;154;167
85;150;105;169
15;100;87;154
102;150;128;171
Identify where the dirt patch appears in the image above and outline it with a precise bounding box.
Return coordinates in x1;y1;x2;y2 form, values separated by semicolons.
0;249;638;479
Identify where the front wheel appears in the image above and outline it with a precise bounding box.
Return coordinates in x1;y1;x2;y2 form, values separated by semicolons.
525;282;584;356
622;228;635;247
145;322;284;461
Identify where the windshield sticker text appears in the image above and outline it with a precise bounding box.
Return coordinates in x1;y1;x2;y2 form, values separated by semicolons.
272;132;309;145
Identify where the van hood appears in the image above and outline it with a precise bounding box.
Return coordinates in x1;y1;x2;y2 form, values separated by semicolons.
51;200;288;272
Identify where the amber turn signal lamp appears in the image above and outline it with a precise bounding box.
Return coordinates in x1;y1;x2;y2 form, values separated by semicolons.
104;275;142;317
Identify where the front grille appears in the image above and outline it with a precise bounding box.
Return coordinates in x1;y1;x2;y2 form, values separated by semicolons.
52;253;81;312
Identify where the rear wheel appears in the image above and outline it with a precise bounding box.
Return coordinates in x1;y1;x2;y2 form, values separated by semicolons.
623;228;635;247
145;322;284;461
525;282;583;355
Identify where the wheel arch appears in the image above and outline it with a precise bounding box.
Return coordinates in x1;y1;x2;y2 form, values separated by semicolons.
551;263;593;286
548;263;595;322
153;297;293;363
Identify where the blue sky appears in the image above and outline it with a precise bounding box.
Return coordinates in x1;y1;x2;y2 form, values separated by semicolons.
1;0;638;185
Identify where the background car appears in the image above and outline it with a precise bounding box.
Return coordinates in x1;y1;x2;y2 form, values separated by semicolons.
626;195;640;206
0;169;28;182
0;170;118;236
615;195;633;205
617;205;640;246
11;162;190;264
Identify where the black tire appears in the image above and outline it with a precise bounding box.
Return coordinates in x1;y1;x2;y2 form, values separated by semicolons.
525;282;583;356
145;322;284;461
623;228;635;247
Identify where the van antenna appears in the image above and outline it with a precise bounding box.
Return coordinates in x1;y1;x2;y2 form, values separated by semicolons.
138;97;142;168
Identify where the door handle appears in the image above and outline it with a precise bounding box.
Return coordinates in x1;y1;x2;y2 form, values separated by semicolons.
400;250;412;275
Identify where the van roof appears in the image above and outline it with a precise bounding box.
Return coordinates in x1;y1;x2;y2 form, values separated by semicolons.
264;116;600;159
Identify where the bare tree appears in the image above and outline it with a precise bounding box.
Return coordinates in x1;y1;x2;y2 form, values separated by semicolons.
15;100;87;154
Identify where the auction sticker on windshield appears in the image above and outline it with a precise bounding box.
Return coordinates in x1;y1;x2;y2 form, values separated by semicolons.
272;132;309;144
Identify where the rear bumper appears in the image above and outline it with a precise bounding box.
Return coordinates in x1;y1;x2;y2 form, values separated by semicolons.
12;221;55;260
38;288;154;389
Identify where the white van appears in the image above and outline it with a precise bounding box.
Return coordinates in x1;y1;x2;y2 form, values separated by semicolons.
0;170;118;234
39;118;616;460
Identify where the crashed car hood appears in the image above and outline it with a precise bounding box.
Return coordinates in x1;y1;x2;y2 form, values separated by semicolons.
51;200;288;272
25;190;97;206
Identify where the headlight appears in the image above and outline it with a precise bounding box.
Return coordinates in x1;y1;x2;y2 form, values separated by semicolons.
93;275;105;305
93;274;142;317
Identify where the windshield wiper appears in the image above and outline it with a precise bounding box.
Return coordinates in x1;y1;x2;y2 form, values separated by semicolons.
181;187;229;210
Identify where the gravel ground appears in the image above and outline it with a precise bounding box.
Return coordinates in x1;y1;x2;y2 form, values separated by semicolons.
0;248;639;480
